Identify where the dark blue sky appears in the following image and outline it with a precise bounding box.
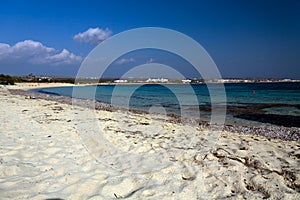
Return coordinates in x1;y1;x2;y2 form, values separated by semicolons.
0;0;299;78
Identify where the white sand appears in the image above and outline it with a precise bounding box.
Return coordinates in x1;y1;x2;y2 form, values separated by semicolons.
10;82;75;90
0;86;299;199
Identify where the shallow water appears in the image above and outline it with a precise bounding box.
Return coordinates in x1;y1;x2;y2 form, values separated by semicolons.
36;82;300;127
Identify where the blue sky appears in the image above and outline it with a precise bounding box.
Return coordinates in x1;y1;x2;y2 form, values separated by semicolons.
0;0;299;78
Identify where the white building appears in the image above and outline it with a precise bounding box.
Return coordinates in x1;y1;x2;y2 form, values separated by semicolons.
114;79;128;83
182;79;191;83
146;78;168;83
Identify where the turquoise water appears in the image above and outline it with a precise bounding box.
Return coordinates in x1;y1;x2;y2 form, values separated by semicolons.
36;82;300;127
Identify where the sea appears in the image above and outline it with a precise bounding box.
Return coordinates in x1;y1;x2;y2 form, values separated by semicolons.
35;82;300;127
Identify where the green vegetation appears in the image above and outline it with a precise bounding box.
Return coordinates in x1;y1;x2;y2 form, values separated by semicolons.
0;74;76;85
0;74;15;85
51;78;75;84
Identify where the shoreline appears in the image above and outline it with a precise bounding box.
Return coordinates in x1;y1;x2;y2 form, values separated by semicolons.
7;84;300;142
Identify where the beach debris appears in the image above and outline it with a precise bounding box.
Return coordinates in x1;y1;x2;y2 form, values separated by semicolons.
52;106;64;111
25;95;36;99
113;193;121;198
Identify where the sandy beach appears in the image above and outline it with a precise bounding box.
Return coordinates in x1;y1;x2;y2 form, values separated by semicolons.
6;82;76;90
0;83;299;199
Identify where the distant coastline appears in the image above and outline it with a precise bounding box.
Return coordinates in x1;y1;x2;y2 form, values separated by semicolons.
1;73;299;86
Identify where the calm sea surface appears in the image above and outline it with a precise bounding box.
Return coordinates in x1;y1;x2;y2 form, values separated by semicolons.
36;82;300;127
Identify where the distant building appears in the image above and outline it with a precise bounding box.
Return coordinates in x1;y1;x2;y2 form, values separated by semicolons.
181;79;191;83
146;78;168;83
114;79;128;83
38;76;52;82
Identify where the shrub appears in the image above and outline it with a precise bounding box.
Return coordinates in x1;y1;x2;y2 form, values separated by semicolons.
0;74;15;85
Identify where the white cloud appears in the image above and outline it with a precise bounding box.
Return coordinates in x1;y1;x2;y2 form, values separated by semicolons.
46;49;82;65
0;40;82;66
115;58;135;65
73;27;112;45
